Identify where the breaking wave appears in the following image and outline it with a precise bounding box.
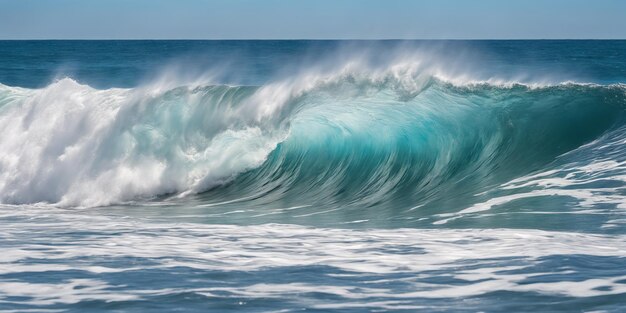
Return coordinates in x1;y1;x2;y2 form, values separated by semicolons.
1;60;625;208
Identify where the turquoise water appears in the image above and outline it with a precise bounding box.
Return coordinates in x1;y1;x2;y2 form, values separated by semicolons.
1;40;626;312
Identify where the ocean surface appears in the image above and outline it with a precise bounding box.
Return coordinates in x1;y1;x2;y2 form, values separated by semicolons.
1;40;626;312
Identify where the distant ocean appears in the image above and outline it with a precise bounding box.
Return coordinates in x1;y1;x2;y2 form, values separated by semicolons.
1;40;626;312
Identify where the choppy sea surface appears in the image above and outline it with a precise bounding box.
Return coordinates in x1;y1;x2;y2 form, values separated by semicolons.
1;40;626;312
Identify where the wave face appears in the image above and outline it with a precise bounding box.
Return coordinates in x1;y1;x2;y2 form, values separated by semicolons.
1;64;625;211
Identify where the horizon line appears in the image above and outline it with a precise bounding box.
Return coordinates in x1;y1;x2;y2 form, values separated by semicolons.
1;38;626;41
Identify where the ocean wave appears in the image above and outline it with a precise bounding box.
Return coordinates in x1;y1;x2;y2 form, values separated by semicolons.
0;61;625;207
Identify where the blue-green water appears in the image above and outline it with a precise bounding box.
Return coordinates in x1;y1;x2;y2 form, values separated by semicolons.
1;40;626;312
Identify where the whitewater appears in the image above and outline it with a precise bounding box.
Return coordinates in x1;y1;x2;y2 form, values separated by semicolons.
1;40;626;312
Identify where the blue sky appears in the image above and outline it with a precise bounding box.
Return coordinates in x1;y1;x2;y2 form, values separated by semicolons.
1;0;625;39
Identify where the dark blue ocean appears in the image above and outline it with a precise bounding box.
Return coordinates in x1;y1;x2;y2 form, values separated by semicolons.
1;40;626;312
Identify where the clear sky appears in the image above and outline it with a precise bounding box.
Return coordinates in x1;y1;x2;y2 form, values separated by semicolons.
1;0;625;39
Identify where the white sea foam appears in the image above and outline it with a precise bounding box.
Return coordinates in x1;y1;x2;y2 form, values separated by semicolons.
0;79;286;206
1;207;626;308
